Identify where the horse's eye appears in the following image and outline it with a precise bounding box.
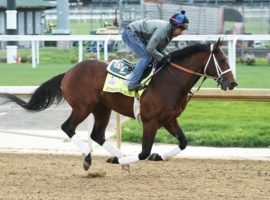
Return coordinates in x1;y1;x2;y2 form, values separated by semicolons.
219;58;226;64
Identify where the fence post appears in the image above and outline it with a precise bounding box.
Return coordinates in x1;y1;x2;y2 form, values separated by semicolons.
232;37;238;77
227;36;237;77
97;40;100;60
36;41;40;65
31;40;37;69
104;36;110;61
78;40;83;62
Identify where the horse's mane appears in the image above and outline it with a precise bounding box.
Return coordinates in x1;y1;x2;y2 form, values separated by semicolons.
170;43;210;61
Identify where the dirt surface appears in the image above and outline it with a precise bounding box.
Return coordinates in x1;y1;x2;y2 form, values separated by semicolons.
0;153;269;200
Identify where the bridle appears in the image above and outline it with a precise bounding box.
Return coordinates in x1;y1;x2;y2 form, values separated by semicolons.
170;43;231;81
204;44;232;80
167;43;232;98
142;43;232;94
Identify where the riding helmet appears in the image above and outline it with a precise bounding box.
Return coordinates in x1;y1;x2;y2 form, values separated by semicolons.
169;10;189;30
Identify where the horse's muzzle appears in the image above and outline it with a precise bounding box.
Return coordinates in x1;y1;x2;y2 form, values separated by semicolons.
228;81;238;90
218;78;238;91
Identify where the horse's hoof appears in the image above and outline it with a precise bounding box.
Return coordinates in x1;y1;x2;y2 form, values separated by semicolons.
83;153;92;171
106;156;119;164
148;153;163;161
179;141;187;150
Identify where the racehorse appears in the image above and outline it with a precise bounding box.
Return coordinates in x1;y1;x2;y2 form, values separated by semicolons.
2;38;237;171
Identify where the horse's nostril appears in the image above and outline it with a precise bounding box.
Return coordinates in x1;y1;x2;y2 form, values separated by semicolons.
229;82;238;90
231;82;238;87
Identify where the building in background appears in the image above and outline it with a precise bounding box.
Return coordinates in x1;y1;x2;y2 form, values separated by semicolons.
0;0;54;48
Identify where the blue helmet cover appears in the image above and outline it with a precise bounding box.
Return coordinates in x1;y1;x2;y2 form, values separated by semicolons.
175;13;185;24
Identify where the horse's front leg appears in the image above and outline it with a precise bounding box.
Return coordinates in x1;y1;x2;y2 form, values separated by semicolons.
149;119;187;161
107;120;158;165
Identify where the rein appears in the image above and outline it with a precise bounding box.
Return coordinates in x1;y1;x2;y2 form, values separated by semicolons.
170;62;217;80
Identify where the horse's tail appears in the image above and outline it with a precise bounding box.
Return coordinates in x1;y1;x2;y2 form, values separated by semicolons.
3;73;65;112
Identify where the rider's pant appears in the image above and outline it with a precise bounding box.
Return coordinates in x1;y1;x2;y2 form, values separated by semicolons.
122;28;151;86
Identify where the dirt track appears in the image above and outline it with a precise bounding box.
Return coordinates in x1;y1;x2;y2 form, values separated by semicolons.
0;153;269;200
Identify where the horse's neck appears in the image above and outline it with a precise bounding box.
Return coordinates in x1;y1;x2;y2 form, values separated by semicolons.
172;59;204;92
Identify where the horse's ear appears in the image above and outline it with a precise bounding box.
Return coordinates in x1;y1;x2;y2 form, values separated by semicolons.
220;38;224;46
216;37;221;47
213;38;223;51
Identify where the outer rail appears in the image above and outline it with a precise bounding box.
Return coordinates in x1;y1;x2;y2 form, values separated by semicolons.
193;88;270;102
1;86;270;101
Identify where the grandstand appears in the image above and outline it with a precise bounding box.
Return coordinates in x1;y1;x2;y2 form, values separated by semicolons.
117;2;243;34
172;0;270;6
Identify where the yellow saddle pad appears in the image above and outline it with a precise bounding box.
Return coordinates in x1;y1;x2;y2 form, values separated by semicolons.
103;73;149;97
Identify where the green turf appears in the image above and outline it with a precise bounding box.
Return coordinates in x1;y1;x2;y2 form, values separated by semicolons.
122;101;270;147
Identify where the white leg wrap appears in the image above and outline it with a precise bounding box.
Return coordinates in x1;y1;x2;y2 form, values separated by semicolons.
102;141;124;158
118;155;139;165
161;147;181;161
71;134;90;156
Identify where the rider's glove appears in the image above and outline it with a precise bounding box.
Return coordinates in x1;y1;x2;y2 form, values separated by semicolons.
158;54;171;66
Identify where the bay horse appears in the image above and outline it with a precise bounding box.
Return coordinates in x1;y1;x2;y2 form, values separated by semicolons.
2;39;237;171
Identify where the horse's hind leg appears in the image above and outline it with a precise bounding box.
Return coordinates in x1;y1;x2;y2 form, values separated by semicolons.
149;119;187;161
91;103;125;159
90;103;111;145
61;108;92;170
107;120;158;165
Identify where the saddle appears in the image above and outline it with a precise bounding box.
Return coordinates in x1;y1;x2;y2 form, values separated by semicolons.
107;59;157;81
107;59;135;80
103;59;157;97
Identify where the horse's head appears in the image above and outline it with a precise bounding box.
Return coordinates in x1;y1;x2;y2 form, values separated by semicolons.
204;38;238;90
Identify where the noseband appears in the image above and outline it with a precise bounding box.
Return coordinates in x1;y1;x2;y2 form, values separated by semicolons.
170;43;231;81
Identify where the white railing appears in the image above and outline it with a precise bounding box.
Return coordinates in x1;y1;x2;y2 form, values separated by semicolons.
1;34;270;76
